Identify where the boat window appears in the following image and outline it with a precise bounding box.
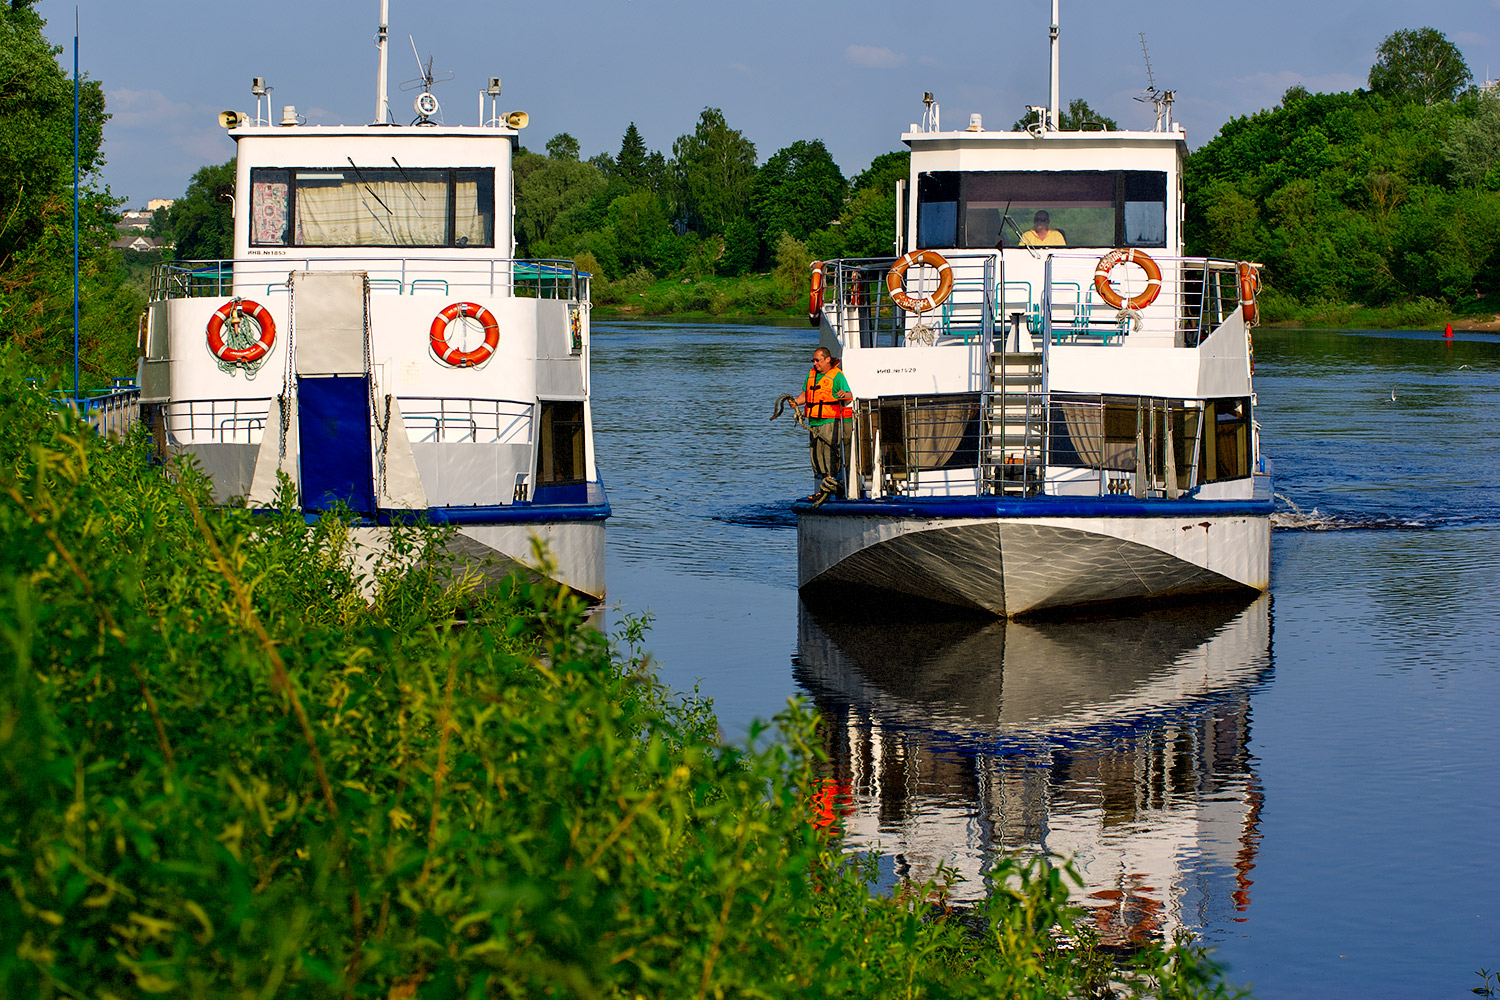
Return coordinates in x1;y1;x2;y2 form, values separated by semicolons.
1123;171;1167;247
1050;395;1205;491
915;170;1168;250
1202;398;1251;482
859;395;981;479
249;167;494;248
915;172;959;249
536;400;585;486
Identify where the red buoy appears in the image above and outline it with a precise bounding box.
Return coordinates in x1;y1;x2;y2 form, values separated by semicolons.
1444;322;1454;338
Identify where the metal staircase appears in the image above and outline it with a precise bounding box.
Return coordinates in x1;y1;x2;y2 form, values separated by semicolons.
985;351;1045;496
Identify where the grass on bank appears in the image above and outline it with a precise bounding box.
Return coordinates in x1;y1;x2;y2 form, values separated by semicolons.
0;353;1243;997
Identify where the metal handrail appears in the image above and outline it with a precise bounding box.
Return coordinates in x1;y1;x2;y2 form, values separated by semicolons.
150;258;589;303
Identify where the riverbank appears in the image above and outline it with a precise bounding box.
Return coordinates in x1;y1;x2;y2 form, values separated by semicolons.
1259;288;1500;331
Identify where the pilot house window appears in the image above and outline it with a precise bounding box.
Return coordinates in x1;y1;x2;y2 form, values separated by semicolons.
916;170;1168;250
250;167;495;248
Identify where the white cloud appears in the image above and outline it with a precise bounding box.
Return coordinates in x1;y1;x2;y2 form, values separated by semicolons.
844;44;906;70
107;88;200;130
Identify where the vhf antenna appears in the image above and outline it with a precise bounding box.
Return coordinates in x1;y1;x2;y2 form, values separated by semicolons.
401;35;453;124
1133;33;1175;132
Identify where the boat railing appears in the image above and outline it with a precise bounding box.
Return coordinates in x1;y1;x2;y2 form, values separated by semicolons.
821;255;999;351
164;397;274;445
848;394;987;500
150;258;588;303
844;390;1237;500
1041;254;1247;348
52;382;142;438
397;397;533;445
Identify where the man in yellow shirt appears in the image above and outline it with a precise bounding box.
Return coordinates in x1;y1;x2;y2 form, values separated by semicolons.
1021;210;1065;247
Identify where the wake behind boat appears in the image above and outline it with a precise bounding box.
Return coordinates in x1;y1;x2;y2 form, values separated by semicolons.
795;8;1270;617
138;2;607;599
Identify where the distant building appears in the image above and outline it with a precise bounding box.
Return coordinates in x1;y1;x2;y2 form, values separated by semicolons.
119;210;152;230
147;198;174;212
110;234;164;252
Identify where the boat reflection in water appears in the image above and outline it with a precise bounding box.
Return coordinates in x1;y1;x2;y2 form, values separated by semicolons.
794;595;1272;946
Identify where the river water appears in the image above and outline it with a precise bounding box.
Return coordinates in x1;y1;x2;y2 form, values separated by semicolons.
591;321;1500;999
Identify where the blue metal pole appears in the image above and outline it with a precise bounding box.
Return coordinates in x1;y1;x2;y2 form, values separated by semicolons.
73;9;80;401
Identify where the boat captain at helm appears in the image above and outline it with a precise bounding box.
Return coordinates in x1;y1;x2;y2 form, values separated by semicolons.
792;347;853;498
1020;210;1066;247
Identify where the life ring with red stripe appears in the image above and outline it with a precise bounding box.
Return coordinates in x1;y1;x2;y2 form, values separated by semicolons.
206;298;276;365
1093;248;1162;310
430;302;500;368
1237;261;1261;327
886;250;954;313
808;261;825;328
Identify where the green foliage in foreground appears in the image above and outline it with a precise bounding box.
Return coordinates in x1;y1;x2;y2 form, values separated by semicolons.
0;361;1242;997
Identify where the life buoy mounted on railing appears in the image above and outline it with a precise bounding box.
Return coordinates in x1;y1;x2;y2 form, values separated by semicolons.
1093;248;1163;311
429;301;500;368
886;250;954;313
808;261;825;328
206;298;277;365
1237;261;1261;327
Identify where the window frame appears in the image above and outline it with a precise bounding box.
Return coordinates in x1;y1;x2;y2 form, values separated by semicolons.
914;169;1169;250
248;166;496;249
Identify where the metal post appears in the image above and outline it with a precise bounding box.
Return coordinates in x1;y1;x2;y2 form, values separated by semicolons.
72;11;80;400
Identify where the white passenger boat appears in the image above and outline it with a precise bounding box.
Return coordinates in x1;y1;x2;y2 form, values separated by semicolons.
797;14;1270;617
138;4;607;600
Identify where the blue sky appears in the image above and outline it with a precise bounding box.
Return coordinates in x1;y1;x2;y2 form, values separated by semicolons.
43;0;1500;208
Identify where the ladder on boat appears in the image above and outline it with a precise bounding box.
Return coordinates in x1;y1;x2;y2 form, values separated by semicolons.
985;351;1045;496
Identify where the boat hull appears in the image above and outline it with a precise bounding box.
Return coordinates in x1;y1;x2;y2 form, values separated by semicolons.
796;494;1270;617
351;515;606;601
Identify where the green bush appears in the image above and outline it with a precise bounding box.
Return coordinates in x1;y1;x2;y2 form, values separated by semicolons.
0;357;1242;997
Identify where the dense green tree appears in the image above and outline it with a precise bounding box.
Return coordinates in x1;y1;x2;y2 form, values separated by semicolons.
514;151;607;256
545;132;580;161
750;139;846;258
1445;91;1500;189
166;159;235;260
671;108;756;234
719;217;758;275
607;188;673;274
0;1;136;379
616;122;648;186
1185;83;1500;307
1368;27;1472;106
807;151;908;261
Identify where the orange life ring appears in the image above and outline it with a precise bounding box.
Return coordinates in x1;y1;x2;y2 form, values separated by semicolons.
1237;261;1260;326
1093;248;1162;310
206;298;276;365
886;250;954;313
430;301;500;368
808;261;825;328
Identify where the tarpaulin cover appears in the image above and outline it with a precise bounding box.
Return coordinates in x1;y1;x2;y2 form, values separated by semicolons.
298;375;375;513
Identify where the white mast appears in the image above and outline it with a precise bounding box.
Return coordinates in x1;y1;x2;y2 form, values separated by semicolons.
1048;0;1059;131
374;0;390;124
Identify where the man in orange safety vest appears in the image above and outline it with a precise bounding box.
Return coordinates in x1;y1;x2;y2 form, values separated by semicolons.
791;347;853;498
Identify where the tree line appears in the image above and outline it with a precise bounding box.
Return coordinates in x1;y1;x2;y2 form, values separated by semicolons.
1184;27;1500;313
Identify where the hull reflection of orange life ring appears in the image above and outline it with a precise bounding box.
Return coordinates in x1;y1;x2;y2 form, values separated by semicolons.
430;301;500;367
886;250;954;313
808;261;825;328
206;298;277;365
1237;261;1261;326
1093;248;1162;310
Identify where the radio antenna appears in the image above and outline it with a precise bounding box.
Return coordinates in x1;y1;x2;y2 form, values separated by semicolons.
1133;33;1175;131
